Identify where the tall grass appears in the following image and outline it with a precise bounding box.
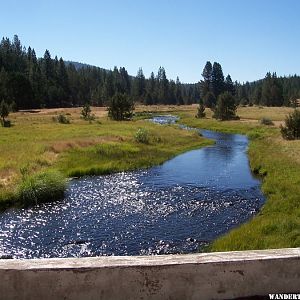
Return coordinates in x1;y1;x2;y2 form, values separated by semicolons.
17;170;66;207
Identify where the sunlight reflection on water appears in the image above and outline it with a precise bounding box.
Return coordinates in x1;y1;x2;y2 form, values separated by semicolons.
0;116;265;258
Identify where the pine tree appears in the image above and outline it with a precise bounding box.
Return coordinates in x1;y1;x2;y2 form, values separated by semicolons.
175;77;184;105
133;68;146;102
58;58;69;104
203;91;216;108
103;72;114;103
157;67;169;104
213;91;238;120
108;93;134;121
0;67;8;101
200;61;213;99
43;50;54;80
262;72;283;106
211;62;225;98
196;98;206;118
119;67;131;94
225;74;235;95
280;109;300;140
145;72;156;105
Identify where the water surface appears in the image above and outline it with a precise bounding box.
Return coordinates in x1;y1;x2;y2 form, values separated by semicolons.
0;116;265;258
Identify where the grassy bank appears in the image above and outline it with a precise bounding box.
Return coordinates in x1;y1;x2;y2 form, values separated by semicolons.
175;109;300;250
0;107;212;209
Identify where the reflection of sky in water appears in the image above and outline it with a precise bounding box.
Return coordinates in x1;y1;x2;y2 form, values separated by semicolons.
0;116;265;258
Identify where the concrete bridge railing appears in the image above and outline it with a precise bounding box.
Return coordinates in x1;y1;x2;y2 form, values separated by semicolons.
0;248;299;299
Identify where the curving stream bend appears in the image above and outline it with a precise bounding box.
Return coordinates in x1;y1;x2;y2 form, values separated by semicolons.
0;116;265;258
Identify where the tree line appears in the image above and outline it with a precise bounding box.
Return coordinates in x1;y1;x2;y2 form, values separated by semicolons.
0;35;299;111
235;73;300;107
0;35;199;110
200;61;300;108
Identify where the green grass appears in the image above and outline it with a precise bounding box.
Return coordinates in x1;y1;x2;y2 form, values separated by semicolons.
0;108;212;208
17;170;67;207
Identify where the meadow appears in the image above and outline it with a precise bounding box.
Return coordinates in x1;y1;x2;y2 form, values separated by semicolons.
0;106;212;209
0;104;299;251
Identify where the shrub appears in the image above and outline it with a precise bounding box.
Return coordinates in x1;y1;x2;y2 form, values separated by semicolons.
108;93;134;121
2;120;11;127
260;117;274;126
280;109;300;140
134;128;150;144
240;98;249;106
57;113;70;124
17;170;67;207
195;100;206;118
81;103;95;121
0;100;10;127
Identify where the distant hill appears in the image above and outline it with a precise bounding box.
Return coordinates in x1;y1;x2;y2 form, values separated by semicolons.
65;61;108;72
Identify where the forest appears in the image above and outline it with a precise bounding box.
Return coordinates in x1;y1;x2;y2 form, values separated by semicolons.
0;35;299;110
0;35;199;109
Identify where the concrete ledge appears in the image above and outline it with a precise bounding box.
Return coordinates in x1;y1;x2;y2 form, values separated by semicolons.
1;248;299;299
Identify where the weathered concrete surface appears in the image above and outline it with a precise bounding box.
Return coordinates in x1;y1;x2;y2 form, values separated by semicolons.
0;248;299;300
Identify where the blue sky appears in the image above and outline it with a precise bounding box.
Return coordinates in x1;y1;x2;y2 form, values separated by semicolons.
1;0;300;83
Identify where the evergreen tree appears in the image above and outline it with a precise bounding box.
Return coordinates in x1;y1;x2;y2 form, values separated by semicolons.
213;91;238;120
43;50;54;80
280;110;300;140
58;58;69;105
119;67;131;94
201;61;213;99
196;98;206;118
157;67;169;104
133;68;146;102
225;74;235;95
168;80;176;104
145;72;156;105
108;93;134;121
0;67;8;101
175;77;184;105
203;91;216;108
261;72;283;106
1;34;299;110
7;72;34;109
211;62;225;98
103;72;114;103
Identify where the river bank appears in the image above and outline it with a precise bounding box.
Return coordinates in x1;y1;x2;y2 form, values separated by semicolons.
176;111;300;251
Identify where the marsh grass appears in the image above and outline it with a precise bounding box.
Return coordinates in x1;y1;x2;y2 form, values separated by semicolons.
17;170;66;207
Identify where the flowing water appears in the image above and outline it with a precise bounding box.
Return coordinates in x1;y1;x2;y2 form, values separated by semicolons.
0;116;265;258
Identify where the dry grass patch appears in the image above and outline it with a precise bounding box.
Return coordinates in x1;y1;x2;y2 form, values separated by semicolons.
237;106;294;121
47;136;122;153
0;169;17;188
